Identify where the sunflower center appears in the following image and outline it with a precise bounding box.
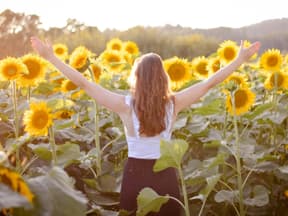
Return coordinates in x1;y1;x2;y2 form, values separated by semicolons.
167;64;186;82
212;61;220;72
32;111;49;129
1;174;13;188
75;57;87;68
6;66;17;76
234;89;248;108
23;60;41;79
65;81;77;91
126;46;135;54
61;111;71;119
108;56;120;63
112;44;121;51
270;72;284;87
55;48;64;55
196;62;208;75
231;77;242;85
91;66;101;80
224;47;236;61
267;56;278;67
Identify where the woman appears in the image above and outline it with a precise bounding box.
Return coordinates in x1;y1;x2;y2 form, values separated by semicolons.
30;37;260;215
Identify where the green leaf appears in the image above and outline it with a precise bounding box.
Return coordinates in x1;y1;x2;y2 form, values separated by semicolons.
244;102;273;120
28;143;52;161
215;190;237;203
54;118;76;130
200;174;222;199
0;183;32;209
28;143;82;167
187;118;210;134
243;185;269;207
278;165;288;174
172;116;188;130
56;143;83;166
203;152;228;169
153;139;188;172
193;98;224;115
26;167;87;216
136;188;169;216
47;98;75;110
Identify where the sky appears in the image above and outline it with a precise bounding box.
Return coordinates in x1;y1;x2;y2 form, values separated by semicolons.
1;0;288;31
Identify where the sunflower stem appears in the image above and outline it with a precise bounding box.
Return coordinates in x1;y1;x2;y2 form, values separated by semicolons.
27;86;31;103
178;166;190;216
88;67;102;175
271;72;278;146
231;91;245;216
11;81;20;171
49;126;57;166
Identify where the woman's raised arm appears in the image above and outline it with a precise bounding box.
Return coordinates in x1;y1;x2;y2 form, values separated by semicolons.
174;40;261;114
30;36;127;114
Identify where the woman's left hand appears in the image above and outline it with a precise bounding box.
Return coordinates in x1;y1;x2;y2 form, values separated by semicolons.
238;40;261;62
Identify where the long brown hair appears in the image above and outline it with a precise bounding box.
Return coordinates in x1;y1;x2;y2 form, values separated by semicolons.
129;53;173;136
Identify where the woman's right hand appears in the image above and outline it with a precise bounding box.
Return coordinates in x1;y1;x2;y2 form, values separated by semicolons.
30;36;55;60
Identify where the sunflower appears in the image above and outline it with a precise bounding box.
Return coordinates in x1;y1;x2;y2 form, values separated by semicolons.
89;63;102;82
49;70;64;85
224;72;249;88
23;101;53;136
0;166;34;203
284;54;288;65
123;51;134;65
207;57;221;74
99;50;124;72
264;70;288;90
163;57;191;85
217;40;239;65
225;87;256;116
53;43;68;61
191;56;209;78
61;79;83;99
123;41;139;56
53;108;74;120
17;54;47;87
61;79;78;92
260;49;283;72
69;46;91;70
106;38;123;51
0;57;28;81
284;190;288;198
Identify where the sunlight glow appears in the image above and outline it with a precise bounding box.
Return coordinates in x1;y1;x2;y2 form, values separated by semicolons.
1;0;287;31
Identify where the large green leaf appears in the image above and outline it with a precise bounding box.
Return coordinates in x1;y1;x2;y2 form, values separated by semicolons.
136;187;169;216
201;174;222;198
243;185;269;207
193;98;224;115
0;183;32;209
28;143;83;167
153;139;188;172
46;97;75;110
215;190;237;203
26;166;88;216
190;174;221;201
244;102;273;120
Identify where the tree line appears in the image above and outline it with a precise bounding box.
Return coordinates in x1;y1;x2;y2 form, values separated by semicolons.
1;9;287;60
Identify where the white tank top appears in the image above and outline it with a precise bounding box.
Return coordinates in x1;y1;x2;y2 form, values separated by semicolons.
124;95;174;159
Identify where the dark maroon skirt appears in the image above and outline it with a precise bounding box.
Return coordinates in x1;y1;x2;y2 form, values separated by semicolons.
119;157;181;216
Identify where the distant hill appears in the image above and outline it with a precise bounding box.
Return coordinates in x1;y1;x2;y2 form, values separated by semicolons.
1;8;288;58
157;18;288;52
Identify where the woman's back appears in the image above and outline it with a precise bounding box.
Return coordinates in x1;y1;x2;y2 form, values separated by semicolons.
122;95;174;159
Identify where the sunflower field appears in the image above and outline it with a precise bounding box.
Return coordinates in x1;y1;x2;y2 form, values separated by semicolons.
0;37;288;216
